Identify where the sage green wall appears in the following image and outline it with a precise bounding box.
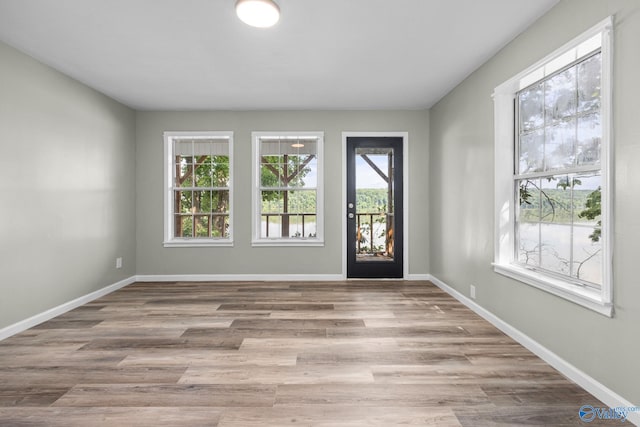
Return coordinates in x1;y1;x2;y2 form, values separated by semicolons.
135;110;429;276
429;0;640;404
0;41;136;330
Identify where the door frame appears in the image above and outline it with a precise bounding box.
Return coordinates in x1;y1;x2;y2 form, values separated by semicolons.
341;131;409;279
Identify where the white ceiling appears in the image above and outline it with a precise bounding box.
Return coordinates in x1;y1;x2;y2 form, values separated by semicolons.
0;0;560;110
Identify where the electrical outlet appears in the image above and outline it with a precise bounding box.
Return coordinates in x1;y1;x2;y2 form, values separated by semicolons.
470;285;476;300
116;257;123;269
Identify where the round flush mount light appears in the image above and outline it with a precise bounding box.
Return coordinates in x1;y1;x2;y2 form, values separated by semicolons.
236;0;280;28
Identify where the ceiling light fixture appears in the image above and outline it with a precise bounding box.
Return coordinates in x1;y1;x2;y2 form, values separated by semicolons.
235;0;280;28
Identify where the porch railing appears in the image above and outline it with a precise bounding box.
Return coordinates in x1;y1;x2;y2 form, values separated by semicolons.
262;213;317;238
356;212;394;255
261;212;394;254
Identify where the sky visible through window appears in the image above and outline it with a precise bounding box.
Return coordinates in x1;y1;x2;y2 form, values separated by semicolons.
356;155;389;189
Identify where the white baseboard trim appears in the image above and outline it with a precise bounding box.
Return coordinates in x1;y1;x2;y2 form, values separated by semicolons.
406;274;431;281
135;274;346;282
0;275;136;342
428;274;639;426
136;274;432;282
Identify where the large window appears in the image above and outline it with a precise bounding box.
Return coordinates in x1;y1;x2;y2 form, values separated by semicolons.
493;18;612;316
163;131;233;247
252;132;324;246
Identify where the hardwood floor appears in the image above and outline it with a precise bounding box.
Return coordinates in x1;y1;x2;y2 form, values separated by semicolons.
0;281;609;426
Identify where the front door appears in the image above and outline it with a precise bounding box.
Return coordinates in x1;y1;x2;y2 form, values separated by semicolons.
346;136;403;278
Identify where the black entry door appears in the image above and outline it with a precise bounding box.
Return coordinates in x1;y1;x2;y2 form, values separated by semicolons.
346;137;403;278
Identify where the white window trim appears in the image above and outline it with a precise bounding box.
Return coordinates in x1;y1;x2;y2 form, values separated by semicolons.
251;131;325;247
493;17;613;317
163;131;234;247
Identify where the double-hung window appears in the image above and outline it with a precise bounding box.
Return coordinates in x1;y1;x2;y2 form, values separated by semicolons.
493;18;613;316
252;132;324;246
163;131;233;247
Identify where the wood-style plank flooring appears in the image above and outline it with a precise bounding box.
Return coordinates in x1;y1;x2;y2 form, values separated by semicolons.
0;281;608;426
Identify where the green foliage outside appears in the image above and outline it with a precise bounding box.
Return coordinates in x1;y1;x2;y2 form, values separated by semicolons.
261;155;313;202
260;188;390;214
176;152;393;239
355;189;391;253
177;155;230;237
519;178;601;242
355;189;390;213
262;191;317;214
578;187;602;242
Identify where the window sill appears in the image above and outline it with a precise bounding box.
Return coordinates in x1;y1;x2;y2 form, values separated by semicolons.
252;239;324;247
493;263;613;317
164;239;234;248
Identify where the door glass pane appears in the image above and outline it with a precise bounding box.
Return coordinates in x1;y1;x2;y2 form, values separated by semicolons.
355;147;394;262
